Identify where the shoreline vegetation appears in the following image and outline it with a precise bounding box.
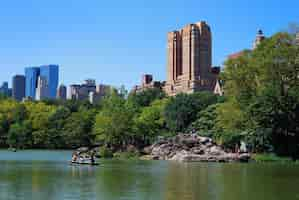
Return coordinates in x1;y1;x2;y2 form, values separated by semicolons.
2;148;297;164
0;31;299;163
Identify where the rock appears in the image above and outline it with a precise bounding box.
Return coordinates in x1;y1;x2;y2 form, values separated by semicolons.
142;146;152;155
238;153;251;162
198;136;212;144
139;155;155;160
144;134;251;163
209;146;224;156
191;147;205;155
126;145;138;153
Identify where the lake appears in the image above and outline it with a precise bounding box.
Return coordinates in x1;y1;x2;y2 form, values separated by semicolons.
0;150;298;200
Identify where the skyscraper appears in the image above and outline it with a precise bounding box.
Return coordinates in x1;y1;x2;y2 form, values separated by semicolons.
164;21;219;96
40;65;59;99
36;76;49;101
25;67;40;99
0;82;9;96
57;84;67;100
12;75;26;101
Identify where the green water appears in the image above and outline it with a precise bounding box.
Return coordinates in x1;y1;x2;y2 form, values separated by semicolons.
0;150;298;200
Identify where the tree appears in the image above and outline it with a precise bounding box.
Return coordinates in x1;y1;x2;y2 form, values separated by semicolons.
12;104;27;123
188;104;219;137
93;91;134;149
220;32;299;157
0;114;9;146
7;121;32;149
24;101;56;147
128;88;166;108
44;106;72;148
164;92;218;132
134;99;169;146
62;108;96;148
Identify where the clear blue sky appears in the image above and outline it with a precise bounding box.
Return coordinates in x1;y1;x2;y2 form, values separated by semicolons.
0;0;298;89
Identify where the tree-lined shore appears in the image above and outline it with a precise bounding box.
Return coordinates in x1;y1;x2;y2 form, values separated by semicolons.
0;31;298;161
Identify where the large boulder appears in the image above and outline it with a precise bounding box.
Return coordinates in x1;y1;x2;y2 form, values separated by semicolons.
145;134;251;163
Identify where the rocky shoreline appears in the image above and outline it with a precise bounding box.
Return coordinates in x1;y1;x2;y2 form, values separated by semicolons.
76;134;251;163
142;134;251;162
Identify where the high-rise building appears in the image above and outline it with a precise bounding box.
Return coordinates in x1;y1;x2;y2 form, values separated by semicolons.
68;80;111;104
164;21;219;96
57;84;67;100
90;84;112;104
0;82;9;96
68;81;96;101
83;79;96;86
25;67;40;99
40;65;59;99
36;76;49;101
12;75;25;101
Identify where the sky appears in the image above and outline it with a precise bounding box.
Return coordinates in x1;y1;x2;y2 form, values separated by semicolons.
0;0;298;89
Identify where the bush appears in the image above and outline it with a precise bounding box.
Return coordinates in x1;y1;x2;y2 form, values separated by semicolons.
164;92;218;132
244;128;274;153
113;151;140;160
214;131;244;150
98;147;113;158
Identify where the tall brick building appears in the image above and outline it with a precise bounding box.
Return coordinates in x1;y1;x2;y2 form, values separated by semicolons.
164;21;220;96
132;21;222;96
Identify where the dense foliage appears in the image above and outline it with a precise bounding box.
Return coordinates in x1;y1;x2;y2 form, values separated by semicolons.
0;31;298;160
216;32;299;158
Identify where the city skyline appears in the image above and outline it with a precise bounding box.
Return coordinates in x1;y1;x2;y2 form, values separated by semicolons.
25;65;59;100
0;0;298;89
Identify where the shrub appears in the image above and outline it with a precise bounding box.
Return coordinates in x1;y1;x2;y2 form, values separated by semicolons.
98;147;113;158
113;151;140;160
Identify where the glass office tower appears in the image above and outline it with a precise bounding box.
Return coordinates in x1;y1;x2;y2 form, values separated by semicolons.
40;65;59;99
12;75;26;101
25;67;40;99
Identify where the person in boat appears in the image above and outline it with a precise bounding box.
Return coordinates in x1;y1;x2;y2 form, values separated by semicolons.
90;151;96;164
72;153;78;162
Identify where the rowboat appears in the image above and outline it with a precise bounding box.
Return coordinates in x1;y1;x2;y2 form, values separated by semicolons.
69;160;99;166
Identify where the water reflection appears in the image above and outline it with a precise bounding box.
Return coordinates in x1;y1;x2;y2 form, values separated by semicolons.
0;151;299;200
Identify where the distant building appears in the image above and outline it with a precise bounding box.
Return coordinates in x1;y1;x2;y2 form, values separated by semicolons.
40;65;59;99
228;30;266;60
83;79;96;86
253;29;265;49
36;76;49;101
164;21;221;96
228;51;245;60
57;84;67;100
132;21;222;96
25;65;59;100
89;84;112;104
12;75;26;101
68;79;97;101
132;74;165;93
0;82;9;96
25;67;40;99
68;80;111;104
296;32;299;46
7;88;12;97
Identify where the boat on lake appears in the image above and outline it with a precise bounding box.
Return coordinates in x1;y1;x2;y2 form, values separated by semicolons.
70;151;99;166
70;160;99;166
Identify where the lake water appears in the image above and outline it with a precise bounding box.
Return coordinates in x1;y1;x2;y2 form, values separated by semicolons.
0;150;298;200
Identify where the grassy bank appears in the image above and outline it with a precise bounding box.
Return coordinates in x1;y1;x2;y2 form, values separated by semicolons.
252;154;294;163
